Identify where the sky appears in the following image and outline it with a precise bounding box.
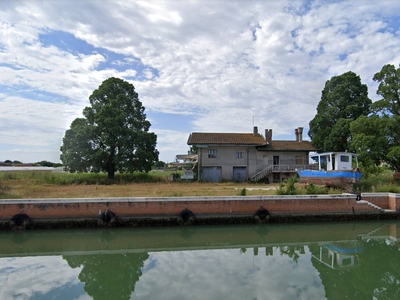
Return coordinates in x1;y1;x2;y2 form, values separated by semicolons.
1;0;400;164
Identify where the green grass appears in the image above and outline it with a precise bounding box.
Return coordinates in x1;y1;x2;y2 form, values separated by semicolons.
354;171;397;192
0;170;183;185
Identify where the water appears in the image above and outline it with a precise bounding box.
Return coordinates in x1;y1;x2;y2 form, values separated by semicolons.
1;221;400;300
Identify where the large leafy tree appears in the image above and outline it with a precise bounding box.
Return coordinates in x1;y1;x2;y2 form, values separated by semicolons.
60;118;93;173
351;64;400;172
308;71;372;152
61;77;159;179
372;63;400;116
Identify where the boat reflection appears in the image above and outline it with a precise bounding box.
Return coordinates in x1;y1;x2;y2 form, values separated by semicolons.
312;242;363;270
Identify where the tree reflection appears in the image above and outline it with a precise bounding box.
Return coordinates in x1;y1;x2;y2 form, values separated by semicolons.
351;239;400;299
278;245;305;264
311;239;400;300
64;252;149;300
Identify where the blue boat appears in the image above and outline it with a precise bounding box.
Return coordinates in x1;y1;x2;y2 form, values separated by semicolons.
297;152;362;189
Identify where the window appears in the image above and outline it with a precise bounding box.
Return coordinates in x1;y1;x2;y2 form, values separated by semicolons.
208;149;217;158
236;151;244;159
340;155;350;162
295;156;304;164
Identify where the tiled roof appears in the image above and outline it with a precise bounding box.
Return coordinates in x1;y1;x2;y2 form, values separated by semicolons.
188;132;267;145
261;140;317;151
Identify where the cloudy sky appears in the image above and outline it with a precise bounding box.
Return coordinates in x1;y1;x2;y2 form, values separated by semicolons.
1;0;400;163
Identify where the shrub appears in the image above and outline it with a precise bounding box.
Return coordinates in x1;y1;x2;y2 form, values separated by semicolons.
238;188;247;196
375;184;400;193
304;183;329;195
276;177;297;195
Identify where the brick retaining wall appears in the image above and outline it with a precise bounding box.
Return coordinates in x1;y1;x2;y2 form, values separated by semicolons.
1;193;398;229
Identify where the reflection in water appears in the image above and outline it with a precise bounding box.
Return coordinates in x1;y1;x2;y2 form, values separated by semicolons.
65;253;148;300
1;221;400;299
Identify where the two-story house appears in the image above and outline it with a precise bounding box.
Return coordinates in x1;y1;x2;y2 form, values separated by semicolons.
187;126;317;183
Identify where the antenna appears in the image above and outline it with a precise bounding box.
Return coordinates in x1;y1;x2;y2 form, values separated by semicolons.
253;115;254;128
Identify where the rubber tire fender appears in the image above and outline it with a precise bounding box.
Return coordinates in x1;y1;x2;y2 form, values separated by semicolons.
177;209;195;226
254;208;270;221
10;213;31;228
98;210;117;224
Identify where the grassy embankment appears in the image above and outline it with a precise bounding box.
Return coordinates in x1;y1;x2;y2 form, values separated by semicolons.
0;169;399;199
0;170;279;199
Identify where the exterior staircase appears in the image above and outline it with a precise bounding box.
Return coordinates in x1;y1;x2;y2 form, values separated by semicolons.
251;165;274;182
357;200;385;213
250;164;317;182
357;200;396;213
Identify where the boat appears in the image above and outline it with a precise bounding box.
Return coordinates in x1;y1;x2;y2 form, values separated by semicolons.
297;152;362;190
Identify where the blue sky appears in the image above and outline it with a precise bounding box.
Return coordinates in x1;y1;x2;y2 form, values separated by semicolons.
1;0;400;163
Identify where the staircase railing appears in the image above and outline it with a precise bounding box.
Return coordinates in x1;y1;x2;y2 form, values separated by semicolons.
250;164;318;182
250;165;274;182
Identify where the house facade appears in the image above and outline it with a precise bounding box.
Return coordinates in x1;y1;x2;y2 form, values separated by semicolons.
187;127;317;183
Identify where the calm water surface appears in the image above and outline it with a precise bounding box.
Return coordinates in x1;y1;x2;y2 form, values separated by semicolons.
1;221;400;300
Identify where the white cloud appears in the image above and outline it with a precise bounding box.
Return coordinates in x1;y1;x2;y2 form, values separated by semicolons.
1;0;400;162
0;256;86;300
153;129;191;162
133;247;326;300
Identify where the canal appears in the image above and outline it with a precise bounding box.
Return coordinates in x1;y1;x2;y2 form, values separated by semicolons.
1;221;400;299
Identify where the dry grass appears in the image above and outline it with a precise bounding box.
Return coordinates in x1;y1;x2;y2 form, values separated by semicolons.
1;170;345;199
0;174;280;199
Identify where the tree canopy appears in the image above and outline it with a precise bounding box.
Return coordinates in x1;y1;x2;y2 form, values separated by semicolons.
60;77;159;179
350;64;400;172
372;63;400;115
308;71;372;152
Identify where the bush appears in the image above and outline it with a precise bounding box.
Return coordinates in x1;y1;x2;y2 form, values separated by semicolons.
355;172;396;192
375;184;400;193
276;177;297;195
238;188;247;196
304;183;329;195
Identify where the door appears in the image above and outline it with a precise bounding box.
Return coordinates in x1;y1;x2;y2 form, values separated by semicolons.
202;167;222;182
273;156;280;171
233;167;246;183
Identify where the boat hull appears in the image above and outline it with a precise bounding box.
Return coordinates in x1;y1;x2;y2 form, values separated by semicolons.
297;170;362;189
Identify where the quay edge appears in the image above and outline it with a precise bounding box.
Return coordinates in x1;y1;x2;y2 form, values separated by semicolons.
1;193;400;229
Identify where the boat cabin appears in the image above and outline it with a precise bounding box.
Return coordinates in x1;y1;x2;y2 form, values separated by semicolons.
311;152;358;171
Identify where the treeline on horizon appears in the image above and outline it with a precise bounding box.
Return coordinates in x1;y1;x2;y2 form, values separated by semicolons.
0;160;63;167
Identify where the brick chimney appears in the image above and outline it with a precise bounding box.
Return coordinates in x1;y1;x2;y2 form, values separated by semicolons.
295;127;304;142
254;126;258;135
265;129;272;143
298;127;303;142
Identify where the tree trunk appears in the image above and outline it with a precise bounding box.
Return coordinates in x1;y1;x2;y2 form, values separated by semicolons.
107;169;115;180
107;151;116;179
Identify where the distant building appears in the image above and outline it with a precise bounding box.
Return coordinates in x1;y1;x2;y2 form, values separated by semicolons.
187;127;316;183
